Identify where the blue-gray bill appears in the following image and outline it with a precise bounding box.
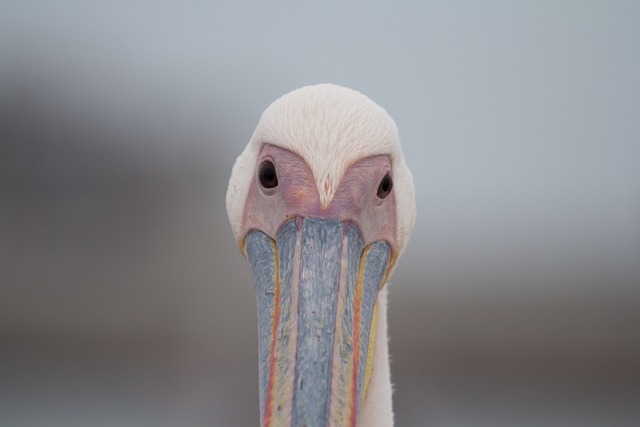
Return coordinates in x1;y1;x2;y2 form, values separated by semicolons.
245;218;390;427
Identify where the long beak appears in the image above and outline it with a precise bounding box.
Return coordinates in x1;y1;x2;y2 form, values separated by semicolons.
245;218;390;427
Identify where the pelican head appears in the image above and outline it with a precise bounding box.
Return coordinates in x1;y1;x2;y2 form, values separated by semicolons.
226;84;415;427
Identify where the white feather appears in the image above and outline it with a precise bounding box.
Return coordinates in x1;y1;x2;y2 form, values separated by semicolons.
226;84;415;263
359;286;395;427
226;84;416;427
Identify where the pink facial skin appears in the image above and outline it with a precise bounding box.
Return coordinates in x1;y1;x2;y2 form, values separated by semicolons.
240;143;398;260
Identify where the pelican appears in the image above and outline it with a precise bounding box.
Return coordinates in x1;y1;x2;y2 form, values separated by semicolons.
226;84;416;427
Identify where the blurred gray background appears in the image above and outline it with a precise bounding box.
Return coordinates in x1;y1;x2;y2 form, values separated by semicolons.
1;2;639;426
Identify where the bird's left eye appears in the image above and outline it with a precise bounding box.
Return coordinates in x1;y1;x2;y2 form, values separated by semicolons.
377;172;393;199
258;160;278;189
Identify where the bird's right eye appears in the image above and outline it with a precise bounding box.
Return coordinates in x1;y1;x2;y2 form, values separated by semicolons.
258;160;278;189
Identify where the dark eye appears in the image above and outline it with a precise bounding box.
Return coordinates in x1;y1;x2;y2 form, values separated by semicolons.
258;160;278;189
377;172;393;199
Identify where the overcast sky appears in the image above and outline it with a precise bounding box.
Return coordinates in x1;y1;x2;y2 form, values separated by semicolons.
1;1;638;291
